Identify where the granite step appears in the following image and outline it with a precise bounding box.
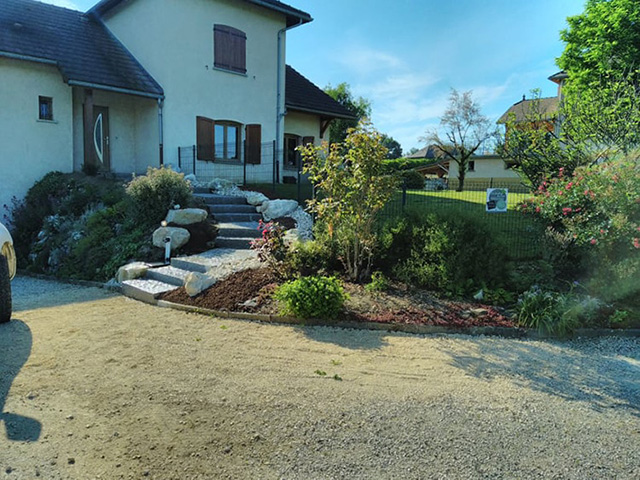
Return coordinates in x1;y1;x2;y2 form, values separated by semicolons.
208;204;257;214
215;237;254;250
145;265;191;286
217;222;262;239
121;278;178;304
212;212;263;222
194;194;248;205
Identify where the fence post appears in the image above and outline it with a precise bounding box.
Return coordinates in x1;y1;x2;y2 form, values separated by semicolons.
272;140;277;194
192;145;196;177
243;139;247;186
401;179;407;212
178;147;182;170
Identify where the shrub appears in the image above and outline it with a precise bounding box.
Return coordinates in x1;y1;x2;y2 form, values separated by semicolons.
126;167;193;228
275;276;347;320
377;208;507;295
250;221;289;278
300;121;399;281
365;271;390;293
400;170;425;190
518;159;640;304
515;285;604;336
286;239;336;277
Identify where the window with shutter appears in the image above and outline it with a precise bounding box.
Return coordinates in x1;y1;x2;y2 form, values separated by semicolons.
302;136;315;147
214;24;247;74
196;116;215;161
245;124;262;164
284;135;301;170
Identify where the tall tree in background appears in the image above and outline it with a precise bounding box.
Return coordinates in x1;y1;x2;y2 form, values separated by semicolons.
380;134;403;159
324;83;371;144
557;0;640;94
422;89;496;191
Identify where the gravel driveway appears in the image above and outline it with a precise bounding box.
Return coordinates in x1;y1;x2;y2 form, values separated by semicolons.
1;276;639;479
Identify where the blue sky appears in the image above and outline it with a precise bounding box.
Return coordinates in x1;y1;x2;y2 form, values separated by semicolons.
44;0;585;153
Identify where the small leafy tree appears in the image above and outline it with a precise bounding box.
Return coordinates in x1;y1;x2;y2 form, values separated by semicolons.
299;121;398;282
421;89;497;191
323;83;371;144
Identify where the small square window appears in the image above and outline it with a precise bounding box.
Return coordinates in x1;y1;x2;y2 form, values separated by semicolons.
468;160;475;171
39;96;53;121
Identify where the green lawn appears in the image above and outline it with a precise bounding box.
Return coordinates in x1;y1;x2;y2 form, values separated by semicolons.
382;189;543;261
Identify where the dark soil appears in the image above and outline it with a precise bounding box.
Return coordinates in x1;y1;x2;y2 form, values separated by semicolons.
161;268;515;328
161;268;277;311
272;216;296;230
171;220;218;255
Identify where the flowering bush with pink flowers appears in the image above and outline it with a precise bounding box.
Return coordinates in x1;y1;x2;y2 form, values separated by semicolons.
519;159;640;304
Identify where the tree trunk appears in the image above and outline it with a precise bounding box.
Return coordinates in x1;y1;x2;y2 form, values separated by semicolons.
457;163;466;192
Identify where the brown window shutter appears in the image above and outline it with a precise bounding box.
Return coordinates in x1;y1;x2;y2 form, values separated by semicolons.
302;136;315;147
197;116;215;161
245;124;261;164
214;25;246;74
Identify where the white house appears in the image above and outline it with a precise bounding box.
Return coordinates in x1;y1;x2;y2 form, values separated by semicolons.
0;0;353;218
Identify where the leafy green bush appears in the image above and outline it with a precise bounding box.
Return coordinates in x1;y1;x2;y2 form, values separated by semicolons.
365;271;390;293
518;159;639;304
378;209;507;295
382;158;436;172
126;167;193;228
400;170;425;190
286;239;337;277
515;286;604;336
275;276;347;320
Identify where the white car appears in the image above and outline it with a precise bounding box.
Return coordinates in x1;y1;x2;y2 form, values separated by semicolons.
0;222;16;323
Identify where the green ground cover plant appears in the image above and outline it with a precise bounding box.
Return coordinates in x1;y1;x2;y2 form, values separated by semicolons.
10;167;195;281
275;276;347;320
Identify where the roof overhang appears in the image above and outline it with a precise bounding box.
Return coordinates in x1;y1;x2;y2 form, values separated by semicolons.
286;104;357;121
89;0;312;27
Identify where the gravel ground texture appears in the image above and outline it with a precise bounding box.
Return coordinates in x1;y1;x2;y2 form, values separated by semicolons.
1;276;639;479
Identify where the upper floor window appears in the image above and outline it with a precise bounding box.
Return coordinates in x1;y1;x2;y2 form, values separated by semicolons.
467;160;475;172
214;24;246;74
39;96;53;121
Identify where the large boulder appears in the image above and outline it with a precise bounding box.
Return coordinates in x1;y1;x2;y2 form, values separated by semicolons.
260;199;299;221
116;262;148;283
165;208;208;225
184;271;217;297
152;227;191;251
244;191;270;206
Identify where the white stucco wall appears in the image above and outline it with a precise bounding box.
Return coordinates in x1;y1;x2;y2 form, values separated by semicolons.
284;110;325;144
102;0;287;180
0;58;73;221
449;156;521;182
72;88;159;176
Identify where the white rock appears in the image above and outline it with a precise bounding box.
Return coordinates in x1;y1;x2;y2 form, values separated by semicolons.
184;271;217;297
152;227;191;250
261;199;299;221
256;200;269;213
287;207;314;240
165;208;208;225
116;262;149;283
184;174;197;185
244;191;270;206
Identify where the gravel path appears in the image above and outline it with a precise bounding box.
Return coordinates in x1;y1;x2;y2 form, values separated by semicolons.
1;276;639;479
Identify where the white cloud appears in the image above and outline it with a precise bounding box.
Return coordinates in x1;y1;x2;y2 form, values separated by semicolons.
337;46;405;75
361;72;440;100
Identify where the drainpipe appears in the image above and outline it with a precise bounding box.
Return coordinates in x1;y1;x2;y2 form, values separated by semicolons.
158;98;164;166
275;20;303;180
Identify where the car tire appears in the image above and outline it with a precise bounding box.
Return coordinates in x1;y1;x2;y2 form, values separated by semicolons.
0;255;12;323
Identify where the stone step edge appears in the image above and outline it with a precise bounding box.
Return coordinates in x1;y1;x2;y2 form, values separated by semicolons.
155;300;640;339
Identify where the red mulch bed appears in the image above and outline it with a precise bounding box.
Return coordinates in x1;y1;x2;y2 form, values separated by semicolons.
160;268;516;329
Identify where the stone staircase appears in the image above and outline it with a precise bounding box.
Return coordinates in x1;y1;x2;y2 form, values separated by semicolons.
194;193;262;250
120;193;265;304
121;248;259;304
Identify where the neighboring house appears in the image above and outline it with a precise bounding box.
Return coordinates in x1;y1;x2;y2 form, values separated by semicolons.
0;0;353;218
447;154;522;190
497;71;566;135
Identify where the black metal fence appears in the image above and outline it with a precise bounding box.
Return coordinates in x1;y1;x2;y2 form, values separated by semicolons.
177;143;313;203
380;180;544;261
